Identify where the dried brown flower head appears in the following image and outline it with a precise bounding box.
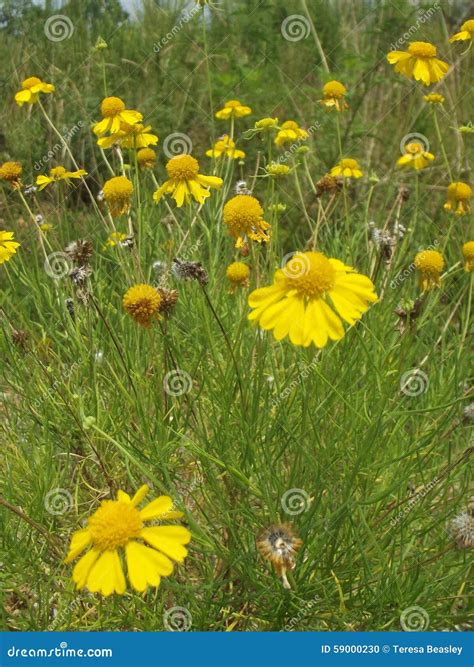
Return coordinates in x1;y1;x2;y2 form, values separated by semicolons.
257;523;303;589
315;174;340;197
65;239;93;266
157;287;179;318
11;328;29;351
172;258;209;286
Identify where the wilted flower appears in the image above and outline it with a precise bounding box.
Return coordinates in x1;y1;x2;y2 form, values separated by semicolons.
172;258;209;286
462;241;474;272
257;523;303;589
226;262;250;290
65;239;94;265
0;161;22;188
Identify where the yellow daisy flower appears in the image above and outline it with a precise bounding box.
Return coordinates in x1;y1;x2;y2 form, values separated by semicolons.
93;97;143;136
424;93;445;104
414;250;444;291
36;166;87;190
248;251;378;348
137;148;157;169
153;155;223;208
226;261;250;290
397;141;434;171
97;123;158;149
275;121;308;148
320;80;349;112
15;76;54;106
0;230;20;264
386;41;449;86
206;135;245;160
0;161;22;188
64;484;191;596
443;182;472;215
449;19;474;43
215;100;252;120
330;158;363;179
123;284;161;327
104;231;128;248
102;176;134;217
223;195;271;248
462;241;474;272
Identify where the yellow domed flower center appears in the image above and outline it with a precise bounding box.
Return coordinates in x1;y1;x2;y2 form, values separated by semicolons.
462;20;474;33
166;155;199;180
414;250;444;274
50;166;67;179
448;181;472;200
103;176;133;201
408;41;437;58
227;262;249;283
22;76;42;89
406;142;423;155
256;117;278;129
137;148;156;166
339;158;358;169
323;80;346;98
284;252;335;298
223;195;264;233
88;500;142;551
0;161;22;180
101;96;126;118
462;241;474;260
225;100;241;108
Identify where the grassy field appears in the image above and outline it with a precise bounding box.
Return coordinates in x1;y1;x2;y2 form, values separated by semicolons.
0;0;472;632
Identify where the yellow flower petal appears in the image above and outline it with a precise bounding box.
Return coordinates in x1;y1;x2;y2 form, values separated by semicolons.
140;526;191;562
86;550;126;596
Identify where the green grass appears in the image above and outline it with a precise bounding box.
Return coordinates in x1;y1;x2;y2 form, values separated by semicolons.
0;0;473;632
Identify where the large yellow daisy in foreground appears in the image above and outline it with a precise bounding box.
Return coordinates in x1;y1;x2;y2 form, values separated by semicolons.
386;42;449;85
65;485;191;596
248;252;378;348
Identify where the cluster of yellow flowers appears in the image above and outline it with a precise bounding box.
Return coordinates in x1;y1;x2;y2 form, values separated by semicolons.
2;15;473;596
